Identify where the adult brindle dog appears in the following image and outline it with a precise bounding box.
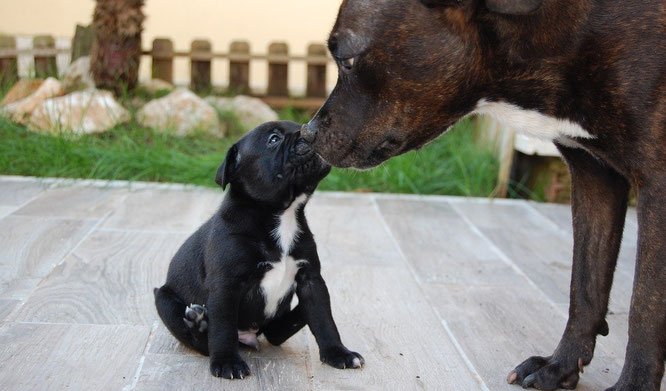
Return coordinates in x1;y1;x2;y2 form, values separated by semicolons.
301;1;665;390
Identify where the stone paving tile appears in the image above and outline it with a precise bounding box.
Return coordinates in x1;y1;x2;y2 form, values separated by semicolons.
0;178;646;391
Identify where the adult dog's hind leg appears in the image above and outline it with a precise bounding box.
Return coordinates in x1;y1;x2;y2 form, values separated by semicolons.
509;146;630;390
608;174;666;391
154;286;209;355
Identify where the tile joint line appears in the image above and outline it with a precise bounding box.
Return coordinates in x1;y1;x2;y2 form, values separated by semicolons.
124;321;159;391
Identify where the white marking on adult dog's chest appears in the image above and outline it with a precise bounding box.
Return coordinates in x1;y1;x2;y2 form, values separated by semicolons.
261;194;309;318
472;99;596;142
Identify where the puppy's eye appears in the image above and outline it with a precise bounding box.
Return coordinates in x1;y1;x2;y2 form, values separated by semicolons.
267;133;282;146
336;56;355;72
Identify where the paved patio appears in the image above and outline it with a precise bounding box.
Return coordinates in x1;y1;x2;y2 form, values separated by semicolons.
0;175;658;391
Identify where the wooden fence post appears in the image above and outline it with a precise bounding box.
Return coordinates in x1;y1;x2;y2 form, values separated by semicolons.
151;38;173;83
71;24;94;61
267;42;289;97
306;44;327;98
190;39;212;93
0;35;18;87
229;40;250;94
33;35;57;78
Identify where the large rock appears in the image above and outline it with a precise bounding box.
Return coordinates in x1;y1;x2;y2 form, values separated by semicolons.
62;56;94;92
205;95;278;131
29;90;131;134
2;78;64;123
140;78;173;95
138;88;223;136
1;79;44;106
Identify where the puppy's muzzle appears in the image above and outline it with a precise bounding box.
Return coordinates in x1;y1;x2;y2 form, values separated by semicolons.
294;138;312;156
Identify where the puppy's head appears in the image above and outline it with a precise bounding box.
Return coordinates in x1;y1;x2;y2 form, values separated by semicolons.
217;121;331;206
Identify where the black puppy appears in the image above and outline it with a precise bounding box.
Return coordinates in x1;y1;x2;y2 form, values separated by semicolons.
154;121;364;379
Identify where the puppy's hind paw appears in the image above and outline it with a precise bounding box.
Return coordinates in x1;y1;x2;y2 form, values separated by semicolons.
183;303;208;333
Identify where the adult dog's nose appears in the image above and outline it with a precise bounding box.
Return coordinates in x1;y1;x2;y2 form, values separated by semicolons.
300;122;318;143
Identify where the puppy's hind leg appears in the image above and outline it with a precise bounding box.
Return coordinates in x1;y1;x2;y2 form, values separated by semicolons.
154;286;209;355
261;304;307;346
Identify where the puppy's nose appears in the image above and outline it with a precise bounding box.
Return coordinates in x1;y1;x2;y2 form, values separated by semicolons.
300;122;318;143
295;138;312;155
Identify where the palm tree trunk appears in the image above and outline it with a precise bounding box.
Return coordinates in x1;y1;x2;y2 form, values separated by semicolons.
90;0;145;95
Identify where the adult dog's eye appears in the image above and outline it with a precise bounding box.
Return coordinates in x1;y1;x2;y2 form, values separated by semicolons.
336;56;355;72
267;133;282;146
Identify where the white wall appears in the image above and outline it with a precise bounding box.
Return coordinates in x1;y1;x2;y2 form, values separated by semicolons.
0;0;343;94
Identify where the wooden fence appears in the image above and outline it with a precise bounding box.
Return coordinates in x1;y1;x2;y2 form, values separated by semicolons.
0;35;335;110
145;37;333;109
0;35;69;83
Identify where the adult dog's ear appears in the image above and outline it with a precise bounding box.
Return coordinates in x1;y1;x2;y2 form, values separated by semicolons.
215;144;238;190
486;0;542;15
420;0;463;8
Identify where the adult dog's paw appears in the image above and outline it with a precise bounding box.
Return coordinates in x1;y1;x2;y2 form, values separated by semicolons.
210;356;251;379
507;355;584;390
320;345;365;369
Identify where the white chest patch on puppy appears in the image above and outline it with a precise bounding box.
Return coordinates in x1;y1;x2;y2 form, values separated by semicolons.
260;255;306;318
472;99;596;142
271;194;307;253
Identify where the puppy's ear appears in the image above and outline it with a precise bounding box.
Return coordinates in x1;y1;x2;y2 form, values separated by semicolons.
485;0;542;15
420;0;463;8
216;144;238;190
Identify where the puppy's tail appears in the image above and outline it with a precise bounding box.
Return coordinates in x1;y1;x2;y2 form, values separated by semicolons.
154;285;209;356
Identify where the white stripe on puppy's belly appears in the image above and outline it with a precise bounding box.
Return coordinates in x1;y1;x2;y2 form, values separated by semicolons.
472;99;595;141
260;255;306;318
263;195;309;318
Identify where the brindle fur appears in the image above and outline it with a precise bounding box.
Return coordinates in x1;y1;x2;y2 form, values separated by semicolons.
302;1;665;390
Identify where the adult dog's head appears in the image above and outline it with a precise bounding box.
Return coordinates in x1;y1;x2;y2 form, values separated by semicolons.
302;0;582;169
218;121;331;208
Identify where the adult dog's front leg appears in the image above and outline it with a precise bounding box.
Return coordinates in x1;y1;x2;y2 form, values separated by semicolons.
608;175;665;391
296;272;364;369
510;146;630;390
206;281;250;379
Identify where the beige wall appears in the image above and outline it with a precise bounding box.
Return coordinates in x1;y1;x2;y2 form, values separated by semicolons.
0;0;343;94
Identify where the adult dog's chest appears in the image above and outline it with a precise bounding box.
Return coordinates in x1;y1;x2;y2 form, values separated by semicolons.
257;195;308;318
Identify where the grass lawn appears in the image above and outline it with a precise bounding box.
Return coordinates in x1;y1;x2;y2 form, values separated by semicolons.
0;107;499;196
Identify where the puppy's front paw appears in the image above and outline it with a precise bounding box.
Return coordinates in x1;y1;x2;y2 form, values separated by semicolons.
210;355;251;379
320;345;365;369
